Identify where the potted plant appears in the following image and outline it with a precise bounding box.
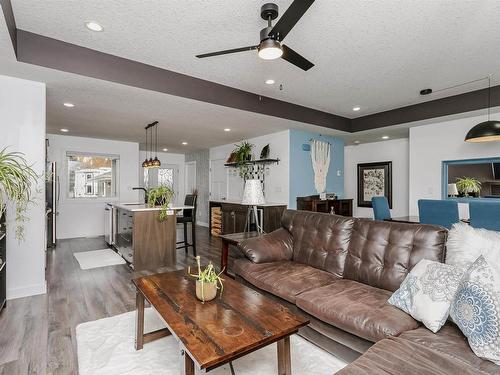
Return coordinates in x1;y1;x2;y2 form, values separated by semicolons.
147;185;175;221
456;177;482;197
233;141;254;178
0;148;39;240
188;256;224;303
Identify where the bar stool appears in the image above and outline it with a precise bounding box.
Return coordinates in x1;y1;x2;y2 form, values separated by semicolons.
176;194;197;256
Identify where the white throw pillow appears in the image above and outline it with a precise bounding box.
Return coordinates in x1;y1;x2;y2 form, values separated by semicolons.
446;223;500;271
388;259;464;333
450;256;500;365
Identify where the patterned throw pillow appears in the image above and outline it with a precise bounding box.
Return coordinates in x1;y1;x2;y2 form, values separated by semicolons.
388;259;464;333
450;256;500;365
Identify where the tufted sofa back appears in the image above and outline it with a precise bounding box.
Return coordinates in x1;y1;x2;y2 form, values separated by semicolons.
281;210;355;277
343;218;448;292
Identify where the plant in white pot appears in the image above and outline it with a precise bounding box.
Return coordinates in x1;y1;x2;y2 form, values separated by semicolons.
0;148;39;240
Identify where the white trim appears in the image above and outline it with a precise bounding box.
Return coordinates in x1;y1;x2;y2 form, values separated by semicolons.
7;280;47;300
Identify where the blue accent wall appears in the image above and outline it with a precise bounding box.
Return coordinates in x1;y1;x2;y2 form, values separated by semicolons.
289;129;345;208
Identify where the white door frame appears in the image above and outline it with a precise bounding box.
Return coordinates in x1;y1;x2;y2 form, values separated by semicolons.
209;158;228;201
185;161;196;195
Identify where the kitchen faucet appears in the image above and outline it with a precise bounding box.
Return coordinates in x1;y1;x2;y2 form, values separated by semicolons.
132;187;148;203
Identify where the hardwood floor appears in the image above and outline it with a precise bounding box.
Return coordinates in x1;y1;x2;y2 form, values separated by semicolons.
0;226;231;374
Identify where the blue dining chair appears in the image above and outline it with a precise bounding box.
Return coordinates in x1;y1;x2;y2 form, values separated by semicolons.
372;196;391;221
469;201;500;231
418;199;459;229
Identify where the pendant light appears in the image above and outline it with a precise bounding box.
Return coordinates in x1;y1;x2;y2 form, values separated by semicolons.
152;122;161;167
142;125;149;168
465;75;500;142
147;124;154;167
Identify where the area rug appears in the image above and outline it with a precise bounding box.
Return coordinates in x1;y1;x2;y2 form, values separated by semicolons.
76;309;347;374
73;249;126;270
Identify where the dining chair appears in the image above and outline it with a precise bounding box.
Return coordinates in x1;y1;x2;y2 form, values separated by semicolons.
418;199;459;229
176;194;197;256
469;201;500;231
372;196;391;221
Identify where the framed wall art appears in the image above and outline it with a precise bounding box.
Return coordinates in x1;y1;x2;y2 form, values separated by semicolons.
357;161;392;208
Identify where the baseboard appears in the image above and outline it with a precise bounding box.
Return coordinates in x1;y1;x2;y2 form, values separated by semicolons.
197;222;209;228
7;280;47;300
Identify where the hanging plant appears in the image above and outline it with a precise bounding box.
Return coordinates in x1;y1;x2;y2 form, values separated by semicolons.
147;185;175;221
0;148;40;240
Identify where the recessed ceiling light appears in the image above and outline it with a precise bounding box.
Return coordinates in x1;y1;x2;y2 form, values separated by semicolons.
382;135;389;140
224;128;231;132
353;140;360;144
182;142;188;145
162;148;168;152
60;128;69;133
63;102;74;107
352;106;361;111
265;79;275;85
420;88;432;95
85;21;103;32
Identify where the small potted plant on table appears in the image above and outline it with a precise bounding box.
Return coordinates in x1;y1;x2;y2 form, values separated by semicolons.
456;177;482;198
188;256;224;303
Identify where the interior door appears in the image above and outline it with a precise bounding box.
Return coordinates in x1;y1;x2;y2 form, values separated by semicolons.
185;161;196;195
210;159;227;201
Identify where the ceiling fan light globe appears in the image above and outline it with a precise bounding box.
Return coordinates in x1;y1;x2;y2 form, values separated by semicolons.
258;40;283;60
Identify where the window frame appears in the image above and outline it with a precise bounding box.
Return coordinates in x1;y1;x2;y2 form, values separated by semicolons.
66;151;120;201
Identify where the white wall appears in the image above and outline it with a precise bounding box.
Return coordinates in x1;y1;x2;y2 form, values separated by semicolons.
209;130;290;204
0;75;46;299
409;110;500;218
344;138;409;218
139;151;185;205
47;135;140;239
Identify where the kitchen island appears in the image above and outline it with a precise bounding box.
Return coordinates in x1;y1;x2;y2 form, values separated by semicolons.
111;203;193;272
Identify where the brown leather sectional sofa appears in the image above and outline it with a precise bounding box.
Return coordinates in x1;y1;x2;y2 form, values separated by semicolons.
234;210;499;374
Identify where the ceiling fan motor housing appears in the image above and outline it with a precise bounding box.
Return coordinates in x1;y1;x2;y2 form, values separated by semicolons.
261;3;279;20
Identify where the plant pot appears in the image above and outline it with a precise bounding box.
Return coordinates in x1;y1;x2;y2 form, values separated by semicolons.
196;280;217;302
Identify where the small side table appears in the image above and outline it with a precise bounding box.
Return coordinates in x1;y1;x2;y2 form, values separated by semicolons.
220;231;260;276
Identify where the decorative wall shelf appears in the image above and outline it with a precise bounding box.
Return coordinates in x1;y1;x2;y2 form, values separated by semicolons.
224;158;280;167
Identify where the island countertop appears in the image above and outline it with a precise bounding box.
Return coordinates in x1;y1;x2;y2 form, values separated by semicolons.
111;202;194;212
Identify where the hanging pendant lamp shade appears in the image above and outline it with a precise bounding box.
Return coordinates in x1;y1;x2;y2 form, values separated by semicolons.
465;75;500;142
465;120;500;142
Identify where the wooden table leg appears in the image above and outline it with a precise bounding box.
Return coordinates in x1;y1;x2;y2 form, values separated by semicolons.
180;347;195;375
277;336;291;375
221;240;229;275
135;290;145;350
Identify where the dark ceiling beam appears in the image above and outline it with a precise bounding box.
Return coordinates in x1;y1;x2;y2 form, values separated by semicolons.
16;30;351;132
351;85;500;132
0;0;17;56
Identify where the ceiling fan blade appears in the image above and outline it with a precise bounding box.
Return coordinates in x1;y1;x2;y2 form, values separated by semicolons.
281;45;314;71
196;45;258;58
268;0;315;41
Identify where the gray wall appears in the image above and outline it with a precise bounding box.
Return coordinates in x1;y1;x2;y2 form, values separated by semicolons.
185;149;210;225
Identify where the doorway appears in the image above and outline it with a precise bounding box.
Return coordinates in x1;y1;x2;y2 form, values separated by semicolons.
185;161;196;195
210;159;227;201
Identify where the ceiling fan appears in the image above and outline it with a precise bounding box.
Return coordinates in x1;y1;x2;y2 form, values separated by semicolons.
196;1;315;71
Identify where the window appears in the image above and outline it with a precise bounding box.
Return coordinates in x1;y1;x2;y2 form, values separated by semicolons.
67;153;119;198
442;157;500;200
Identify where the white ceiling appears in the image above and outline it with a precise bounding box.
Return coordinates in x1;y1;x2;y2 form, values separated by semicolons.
10;0;500;118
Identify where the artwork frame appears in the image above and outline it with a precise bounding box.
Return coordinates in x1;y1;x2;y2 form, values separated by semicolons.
357;161;392;208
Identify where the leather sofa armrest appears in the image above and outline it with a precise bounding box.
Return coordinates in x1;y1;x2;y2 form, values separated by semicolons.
238;228;293;264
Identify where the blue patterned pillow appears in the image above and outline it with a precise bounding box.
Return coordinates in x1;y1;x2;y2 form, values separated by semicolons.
450;255;500;365
388;259;463;332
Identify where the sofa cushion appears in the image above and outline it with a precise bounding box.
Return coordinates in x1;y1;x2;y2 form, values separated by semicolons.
233;258;339;303
281;210;355;277
295;279;419;342
344;219;447;292
337;325;500;375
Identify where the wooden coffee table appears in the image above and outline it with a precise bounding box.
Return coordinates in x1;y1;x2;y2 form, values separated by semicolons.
133;270;309;374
